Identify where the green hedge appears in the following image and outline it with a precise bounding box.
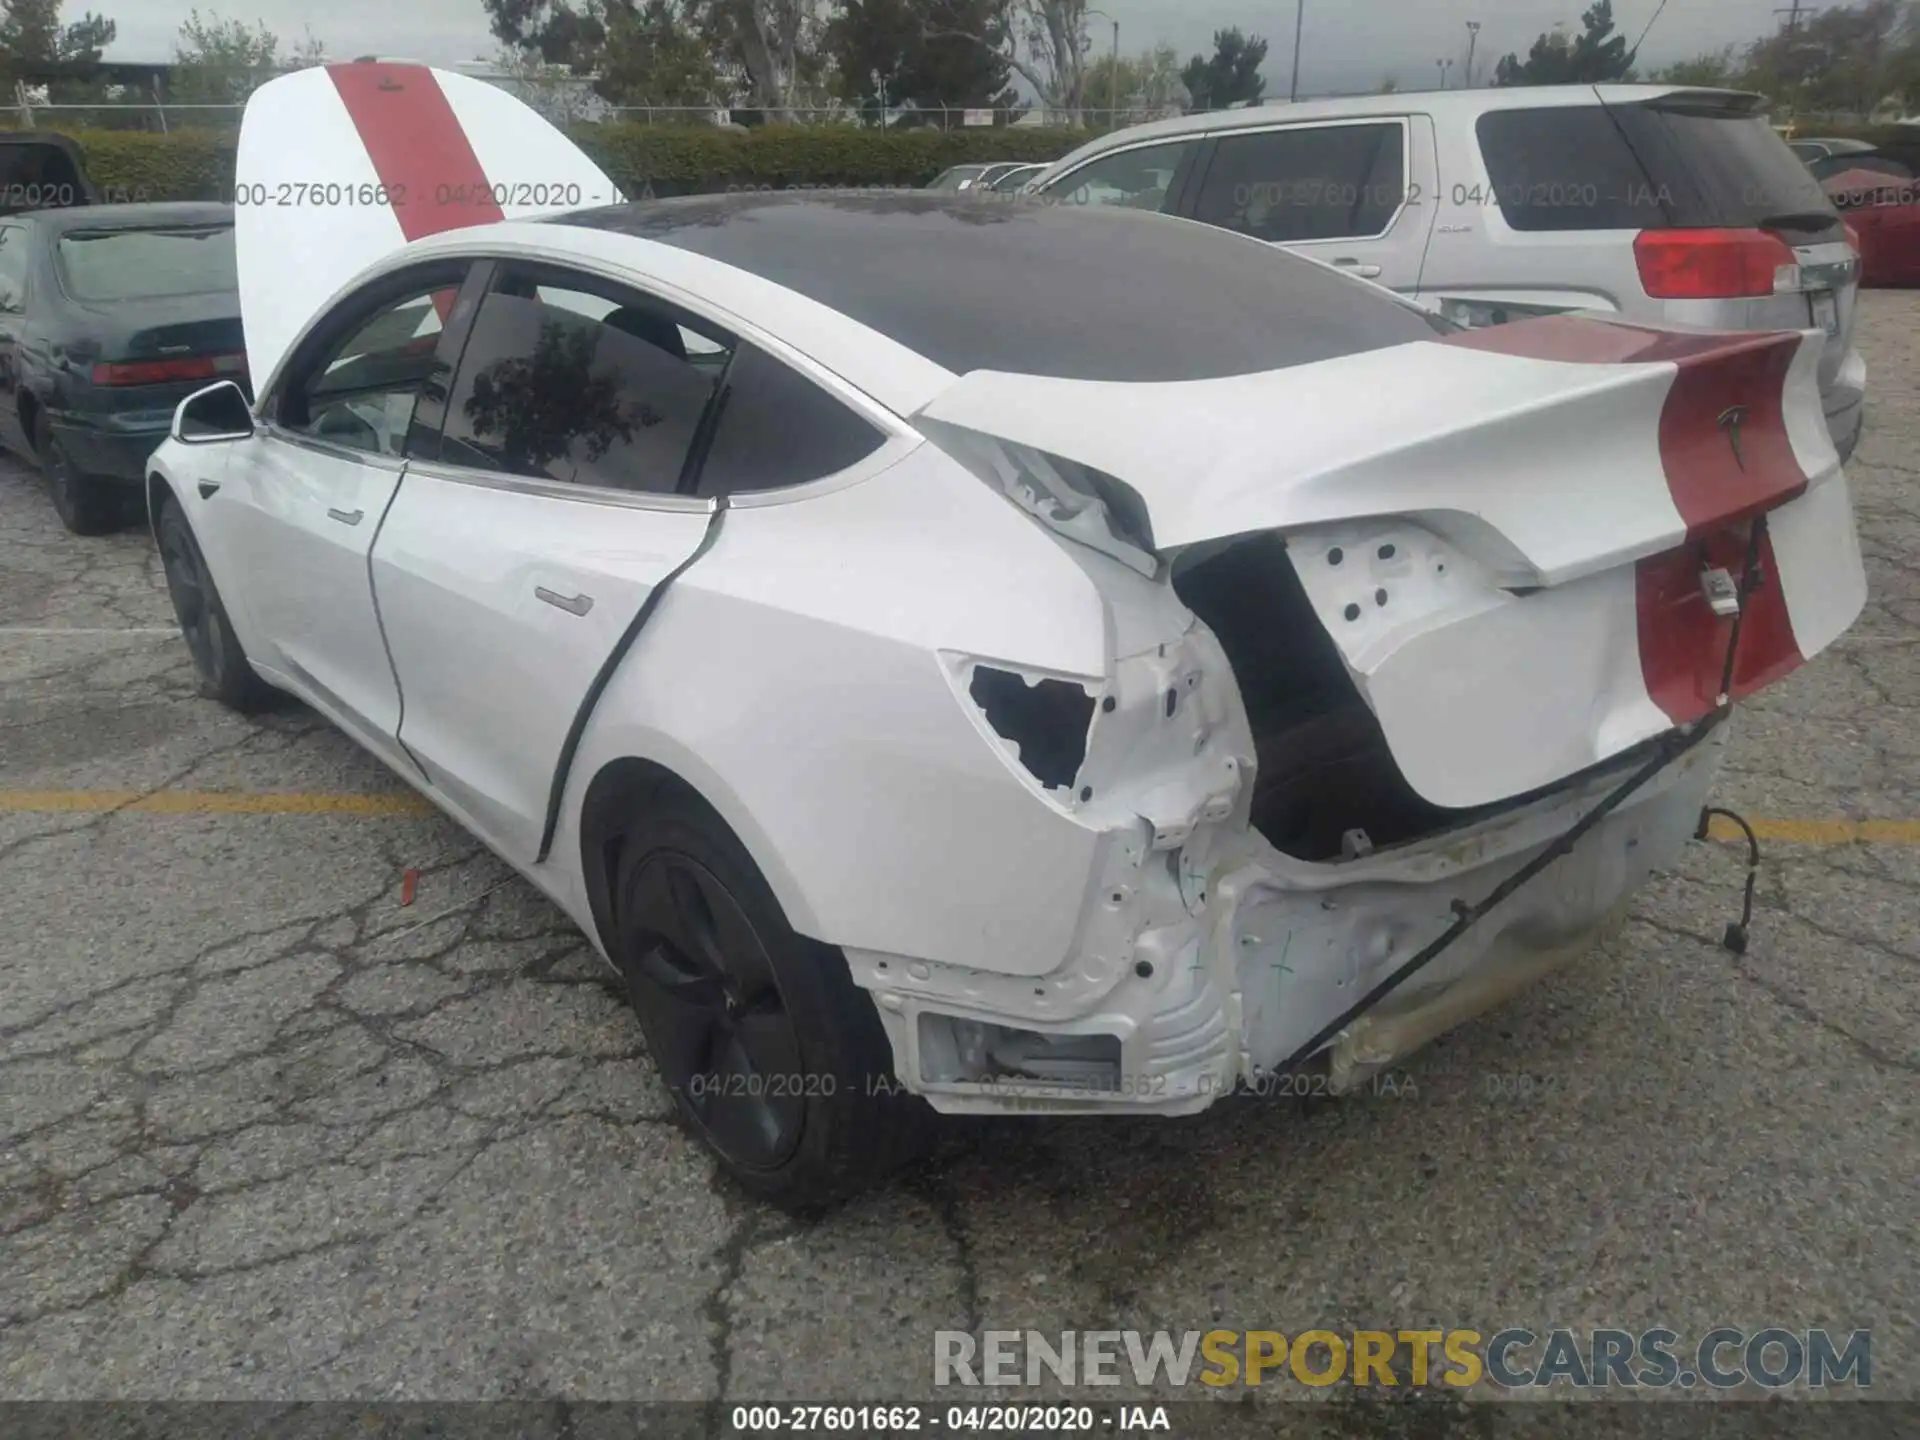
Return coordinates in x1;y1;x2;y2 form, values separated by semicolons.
49;123;1093;204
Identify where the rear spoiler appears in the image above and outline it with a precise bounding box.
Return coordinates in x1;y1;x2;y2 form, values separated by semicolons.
916;317;1836;590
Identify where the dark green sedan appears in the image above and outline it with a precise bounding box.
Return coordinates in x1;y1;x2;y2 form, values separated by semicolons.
0;201;243;534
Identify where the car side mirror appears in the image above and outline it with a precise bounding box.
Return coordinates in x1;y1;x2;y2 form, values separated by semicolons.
171;380;255;444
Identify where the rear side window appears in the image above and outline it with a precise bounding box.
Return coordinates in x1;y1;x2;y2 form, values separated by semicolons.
440;273;733;493
57;225;235;302
1191;123;1406;243
1476;103;1840;236
693;344;886;499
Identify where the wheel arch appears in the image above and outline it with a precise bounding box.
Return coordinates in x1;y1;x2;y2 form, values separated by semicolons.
575;748;824;967
145;467;176;536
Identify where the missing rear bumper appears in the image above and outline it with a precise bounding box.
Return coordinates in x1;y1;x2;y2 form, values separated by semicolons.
846;726;1724;1117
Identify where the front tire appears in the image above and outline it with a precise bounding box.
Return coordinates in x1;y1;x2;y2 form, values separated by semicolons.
613;788;932;1210
36;411;117;535
155;495;275;713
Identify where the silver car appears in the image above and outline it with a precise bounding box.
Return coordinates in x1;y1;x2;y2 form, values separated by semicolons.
1031;85;1866;459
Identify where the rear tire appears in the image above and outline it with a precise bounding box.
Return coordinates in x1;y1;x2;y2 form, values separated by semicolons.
613;788;932;1210
36;411;117;536
155;495;276;713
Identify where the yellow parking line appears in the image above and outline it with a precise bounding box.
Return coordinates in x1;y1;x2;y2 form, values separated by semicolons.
0;790;1915;846
0;789;433;816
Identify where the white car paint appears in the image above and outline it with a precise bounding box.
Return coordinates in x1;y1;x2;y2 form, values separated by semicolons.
149;63;1869;1126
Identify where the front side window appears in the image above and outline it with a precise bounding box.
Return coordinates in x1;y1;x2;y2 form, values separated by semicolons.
284;282;462;455
438;269;735;493
1191;123;1406;243
1046;139;1197;212
693;344;886;499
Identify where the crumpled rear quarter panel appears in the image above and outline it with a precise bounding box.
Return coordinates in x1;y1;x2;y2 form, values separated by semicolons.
562;444;1135;977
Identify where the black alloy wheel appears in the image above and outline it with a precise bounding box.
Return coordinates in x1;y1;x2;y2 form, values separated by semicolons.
611;787;933;1209
624;848;807;1171
155;497;274;712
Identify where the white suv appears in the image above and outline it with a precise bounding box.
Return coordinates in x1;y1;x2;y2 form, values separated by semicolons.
1032;84;1867;459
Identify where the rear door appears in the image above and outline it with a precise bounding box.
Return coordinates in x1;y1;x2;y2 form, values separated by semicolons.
367;264;726;861
1180;117;1438;292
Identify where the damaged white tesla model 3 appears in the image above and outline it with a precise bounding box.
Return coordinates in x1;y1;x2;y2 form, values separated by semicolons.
147;61;1868;1207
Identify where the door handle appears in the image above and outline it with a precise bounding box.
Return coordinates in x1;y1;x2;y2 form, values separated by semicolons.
326;507;364;526
1332;258;1382;278
535;586;594;616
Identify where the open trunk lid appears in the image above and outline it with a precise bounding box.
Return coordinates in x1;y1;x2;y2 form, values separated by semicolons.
234;61;623;391
917;313;1866;811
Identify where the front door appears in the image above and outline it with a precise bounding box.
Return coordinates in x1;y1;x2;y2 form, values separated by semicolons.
217;270;468;755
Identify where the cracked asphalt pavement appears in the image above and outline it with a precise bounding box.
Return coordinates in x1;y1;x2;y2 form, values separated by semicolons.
1;296;1916;1407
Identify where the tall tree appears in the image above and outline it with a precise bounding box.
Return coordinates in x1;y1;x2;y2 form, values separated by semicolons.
827;0;1014;116
170;11;322;105
597;0;723;109
483;0;612;69
685;0;828;118
1745;0;1907;115
930;0;1093;121
1179;26;1266;111
484;0;759;113
0;0;113;66
1083;41;1184;118
1493;1;1634;85
1647;44;1739;88
0;0;117;107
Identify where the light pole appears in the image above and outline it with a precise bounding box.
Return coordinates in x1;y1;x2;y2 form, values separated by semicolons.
1435;57;1453;89
1086;8;1120;126
1289;0;1304;102
1464;21;1480;88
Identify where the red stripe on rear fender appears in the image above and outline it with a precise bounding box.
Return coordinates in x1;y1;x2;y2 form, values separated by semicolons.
327;63;505;240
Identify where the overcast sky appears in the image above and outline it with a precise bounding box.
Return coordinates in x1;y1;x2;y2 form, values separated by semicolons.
104;0;1804;95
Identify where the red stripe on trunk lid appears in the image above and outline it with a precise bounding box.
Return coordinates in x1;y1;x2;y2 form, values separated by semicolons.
1442;313;1811;720
327;63;505;241
1635;528;1804;721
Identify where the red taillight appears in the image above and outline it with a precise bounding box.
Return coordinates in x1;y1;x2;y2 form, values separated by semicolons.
91;354;244;386
1634;227;1799;299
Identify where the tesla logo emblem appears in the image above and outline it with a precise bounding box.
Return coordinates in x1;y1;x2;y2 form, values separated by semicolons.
1717;405;1750;471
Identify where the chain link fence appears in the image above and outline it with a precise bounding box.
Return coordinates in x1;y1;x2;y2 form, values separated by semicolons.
5;85;1385;134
